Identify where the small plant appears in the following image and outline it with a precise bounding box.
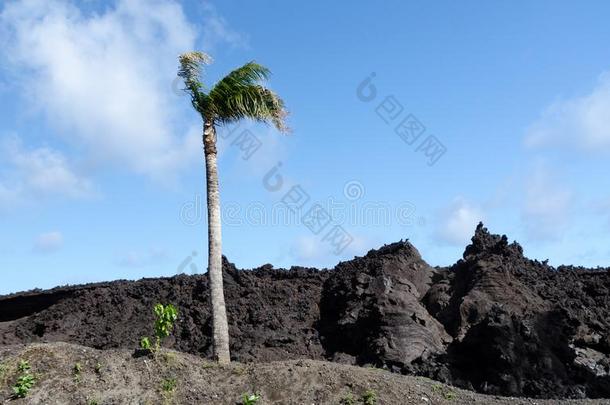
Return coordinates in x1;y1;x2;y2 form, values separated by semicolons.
340;393;356;405
232;365;247;376
140;336;152;350
17;360;31;373
431;383;457;400
0;362;7;383
88;399;100;405
141;303;179;353
161;377;177;393
13;372;35;398
241;393;260;405
94;362;103;375
361;389;377;405
154;303;178;349
444;390;457;400
73;362;83;382
201;361;216;370
162;351;177;362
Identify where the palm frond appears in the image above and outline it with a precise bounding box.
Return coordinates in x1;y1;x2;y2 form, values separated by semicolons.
212;62;271;91
178;52;213;114
178;51;212;89
208;62;288;131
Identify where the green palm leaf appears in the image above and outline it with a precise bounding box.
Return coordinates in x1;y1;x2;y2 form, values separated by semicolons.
179;55;288;132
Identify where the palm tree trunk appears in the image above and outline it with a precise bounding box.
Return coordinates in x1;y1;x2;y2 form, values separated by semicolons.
203;119;231;364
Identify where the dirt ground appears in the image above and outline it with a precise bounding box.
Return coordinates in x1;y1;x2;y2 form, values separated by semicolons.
0;342;607;405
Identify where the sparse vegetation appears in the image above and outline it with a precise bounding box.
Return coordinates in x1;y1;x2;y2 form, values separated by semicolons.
140;336;152;350
94;362;102;375
0;361;7;384
241;393;260;405
201;360;216;370
87;399;100;405
361;389;377;405
13;361;35;399
340;393;356;405
73;362;83;382
232;365;247;376
161;351;178;366
432;382;457;400
161;377;177;393
17;360;31;373
444;390;457;400
141;303;179;353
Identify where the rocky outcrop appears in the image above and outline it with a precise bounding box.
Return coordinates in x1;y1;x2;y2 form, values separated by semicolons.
1;224;609;399
319;241;451;370
424;224;610;398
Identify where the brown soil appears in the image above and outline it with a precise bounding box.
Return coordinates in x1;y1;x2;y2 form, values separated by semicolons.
0;342;606;405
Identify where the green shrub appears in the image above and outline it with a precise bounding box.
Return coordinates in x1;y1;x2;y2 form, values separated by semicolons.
444;391;457;400
241;393;260;405
0;362;7;382
161;377;177;393
141;303;179;352
154;304;178;342
140;336;152;350
73;362;82;382
340;393;356;405
13;372;35;398
361;389;377;405
17;360;30;373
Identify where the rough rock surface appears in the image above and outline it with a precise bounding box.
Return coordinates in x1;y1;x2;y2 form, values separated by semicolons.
319;241;452;369
1;224;609;399
0;261;329;363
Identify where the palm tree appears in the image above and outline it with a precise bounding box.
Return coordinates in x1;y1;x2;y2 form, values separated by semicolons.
178;52;288;364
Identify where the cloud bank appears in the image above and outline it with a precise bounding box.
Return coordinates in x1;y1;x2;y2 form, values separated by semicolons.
526;72;610;153
1;0;201;182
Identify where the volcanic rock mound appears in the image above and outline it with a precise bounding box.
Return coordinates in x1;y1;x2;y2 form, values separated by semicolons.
319;240;451;369
1;224;609;399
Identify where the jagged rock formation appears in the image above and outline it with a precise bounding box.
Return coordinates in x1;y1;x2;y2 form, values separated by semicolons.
1;224;609;399
318;241;452;369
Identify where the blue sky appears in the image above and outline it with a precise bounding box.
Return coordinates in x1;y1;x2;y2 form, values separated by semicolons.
2;0;610;294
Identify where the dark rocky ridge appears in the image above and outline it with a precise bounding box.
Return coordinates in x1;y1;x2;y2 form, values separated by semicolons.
1;224;609;399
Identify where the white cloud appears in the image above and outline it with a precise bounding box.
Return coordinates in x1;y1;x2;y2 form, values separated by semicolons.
34;231;63;254
291;235;321;262
0;136;93;206
289;233;369;266
436;197;484;246
116;248;168;268
521;164;572;241
200;2;248;51
0;0;200;183
525;72;610;152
